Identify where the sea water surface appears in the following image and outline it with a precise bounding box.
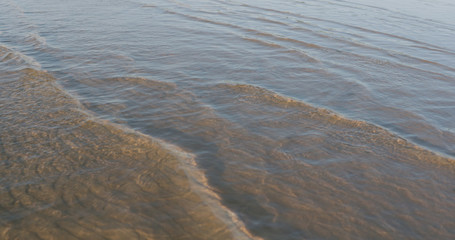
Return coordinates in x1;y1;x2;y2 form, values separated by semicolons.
1;0;455;239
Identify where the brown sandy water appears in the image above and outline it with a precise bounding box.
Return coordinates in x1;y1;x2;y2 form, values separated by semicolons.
1;0;455;239
0;69;256;239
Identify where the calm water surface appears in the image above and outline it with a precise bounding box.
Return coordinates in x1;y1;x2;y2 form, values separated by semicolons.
1;0;455;239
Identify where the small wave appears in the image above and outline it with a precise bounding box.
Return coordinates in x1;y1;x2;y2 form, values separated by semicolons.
68;74;455;239
155;3;455;75
0;69;258;239
157;7;320;63
252;17;288;26
25;33;47;48
0;45;41;70
4;0;25;16
65;76;258;239
210;82;454;164
155;139;261;240
228;1;455;55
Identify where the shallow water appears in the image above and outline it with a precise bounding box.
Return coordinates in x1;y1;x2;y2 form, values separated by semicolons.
1;0;455;239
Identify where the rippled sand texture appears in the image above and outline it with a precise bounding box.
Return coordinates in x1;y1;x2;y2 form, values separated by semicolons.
0;69;254;239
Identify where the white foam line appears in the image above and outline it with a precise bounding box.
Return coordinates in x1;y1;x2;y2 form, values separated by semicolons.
89;118;261;239
0;44;42;69
156;139;262;240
